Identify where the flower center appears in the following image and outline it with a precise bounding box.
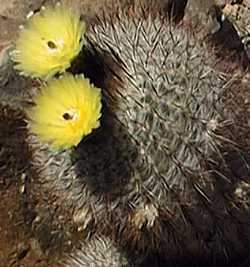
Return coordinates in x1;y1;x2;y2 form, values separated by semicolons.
63;112;73;120
62;109;79;122
47;40;57;49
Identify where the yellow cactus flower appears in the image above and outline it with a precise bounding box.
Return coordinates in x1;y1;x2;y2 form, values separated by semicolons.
28;74;102;150
11;5;85;79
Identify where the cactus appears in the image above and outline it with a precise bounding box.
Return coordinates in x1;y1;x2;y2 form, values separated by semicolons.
23;6;250;266
63;235;134;267
2;4;250;267
0;104;28;182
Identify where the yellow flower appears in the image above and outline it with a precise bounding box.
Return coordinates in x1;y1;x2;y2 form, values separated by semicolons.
11;5;85;79
28;74;102;150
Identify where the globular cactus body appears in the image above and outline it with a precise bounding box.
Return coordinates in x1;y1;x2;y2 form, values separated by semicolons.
24;8;250;267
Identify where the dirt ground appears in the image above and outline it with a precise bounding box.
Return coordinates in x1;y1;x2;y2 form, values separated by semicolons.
0;0;112;44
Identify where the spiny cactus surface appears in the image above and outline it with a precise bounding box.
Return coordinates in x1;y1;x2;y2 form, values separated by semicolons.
63;236;133;267
25;8;250;267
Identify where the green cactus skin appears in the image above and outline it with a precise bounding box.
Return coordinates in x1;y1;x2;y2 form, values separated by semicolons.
26;8;250;267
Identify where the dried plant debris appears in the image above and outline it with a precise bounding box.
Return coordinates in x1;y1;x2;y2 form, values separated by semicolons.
183;0;250;70
222;0;250;56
